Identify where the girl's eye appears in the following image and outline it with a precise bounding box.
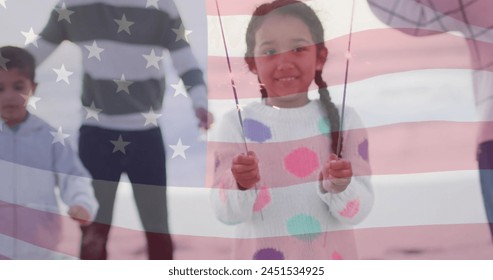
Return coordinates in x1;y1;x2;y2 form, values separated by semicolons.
292;46;307;53
263;49;277;56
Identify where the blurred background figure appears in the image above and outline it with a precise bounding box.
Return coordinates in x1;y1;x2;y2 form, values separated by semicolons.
368;0;493;242
26;0;212;259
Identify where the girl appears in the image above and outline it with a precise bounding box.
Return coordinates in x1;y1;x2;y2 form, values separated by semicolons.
211;0;373;260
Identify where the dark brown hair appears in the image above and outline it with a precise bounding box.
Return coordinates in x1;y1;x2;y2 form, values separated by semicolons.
244;0;342;155
0;46;36;82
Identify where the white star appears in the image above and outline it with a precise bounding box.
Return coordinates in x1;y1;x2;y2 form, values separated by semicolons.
0;0;6;8
21;92;40;109
53;64;73;84
114;14;134;35
110;135;131;154
171;79;191;97
141;107;162;127
172;23;192;42
55;3;75;23
21;28;39;47
83;102;102;121
26;96;41;110
114;74;133;94
169;138;190;159
0;51;10;70
146;0;159;9
84;41;104;61
142;49;163;69
50;127;70;146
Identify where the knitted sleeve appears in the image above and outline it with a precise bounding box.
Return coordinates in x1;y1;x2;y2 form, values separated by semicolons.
317;107;374;225
209;111;257;225
26;1;66;67
165;0;208;110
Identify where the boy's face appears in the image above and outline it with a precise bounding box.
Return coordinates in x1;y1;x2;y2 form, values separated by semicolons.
0;69;36;127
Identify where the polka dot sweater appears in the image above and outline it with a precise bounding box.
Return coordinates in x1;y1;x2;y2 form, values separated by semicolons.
210;100;374;260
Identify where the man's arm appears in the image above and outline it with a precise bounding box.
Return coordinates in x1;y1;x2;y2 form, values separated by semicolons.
26;1;66;66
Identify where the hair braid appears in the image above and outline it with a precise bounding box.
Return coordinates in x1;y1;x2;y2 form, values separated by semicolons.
315;70;342;156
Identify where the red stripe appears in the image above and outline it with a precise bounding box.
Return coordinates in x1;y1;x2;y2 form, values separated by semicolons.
2;201;490;259
367;121;478;175
208;28;492;99
205;0;311;16
205;120;479;189
355;223;492;259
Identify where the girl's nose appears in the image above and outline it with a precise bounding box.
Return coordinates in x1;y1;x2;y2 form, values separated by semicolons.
276;52;295;71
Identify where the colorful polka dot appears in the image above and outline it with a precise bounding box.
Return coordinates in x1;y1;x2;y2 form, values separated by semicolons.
253;186;271;212
284;147;319;178
243;119;272;143
214;154;221;172
358;138;369;161
318;117;331;134
338;199;360;218
253;248;285;260
286;214;321;241
331;251;343;260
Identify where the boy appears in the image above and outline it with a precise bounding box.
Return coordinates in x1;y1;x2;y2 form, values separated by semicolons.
0;46;98;259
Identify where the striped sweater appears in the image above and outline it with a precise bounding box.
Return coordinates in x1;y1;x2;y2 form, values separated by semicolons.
28;0;207;130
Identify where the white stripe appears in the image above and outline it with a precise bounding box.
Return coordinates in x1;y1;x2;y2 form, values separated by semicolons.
356;170;486;229
109;170;484;238
208;15;250;57
207;68;477;138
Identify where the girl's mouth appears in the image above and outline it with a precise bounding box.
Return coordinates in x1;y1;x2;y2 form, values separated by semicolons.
276;76;297;82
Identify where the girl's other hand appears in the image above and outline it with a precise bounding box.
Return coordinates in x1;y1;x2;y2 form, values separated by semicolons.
231;151;260;190
321;153;352;193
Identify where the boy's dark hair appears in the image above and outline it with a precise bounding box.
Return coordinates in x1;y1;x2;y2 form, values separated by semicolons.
244;0;343;156
0;46;36;82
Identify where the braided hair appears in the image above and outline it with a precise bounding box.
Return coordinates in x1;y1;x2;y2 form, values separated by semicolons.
244;0;342;155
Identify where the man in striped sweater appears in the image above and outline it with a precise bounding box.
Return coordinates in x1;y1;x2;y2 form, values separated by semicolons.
27;0;212;259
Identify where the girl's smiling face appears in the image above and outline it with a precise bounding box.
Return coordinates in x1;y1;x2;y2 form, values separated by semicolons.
251;13;327;108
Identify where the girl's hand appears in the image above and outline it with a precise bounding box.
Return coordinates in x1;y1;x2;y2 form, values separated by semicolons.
320;153;352;193
231;151;260;190
68;205;91;226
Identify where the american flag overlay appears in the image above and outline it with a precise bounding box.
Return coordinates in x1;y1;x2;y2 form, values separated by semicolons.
1;0;493;259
